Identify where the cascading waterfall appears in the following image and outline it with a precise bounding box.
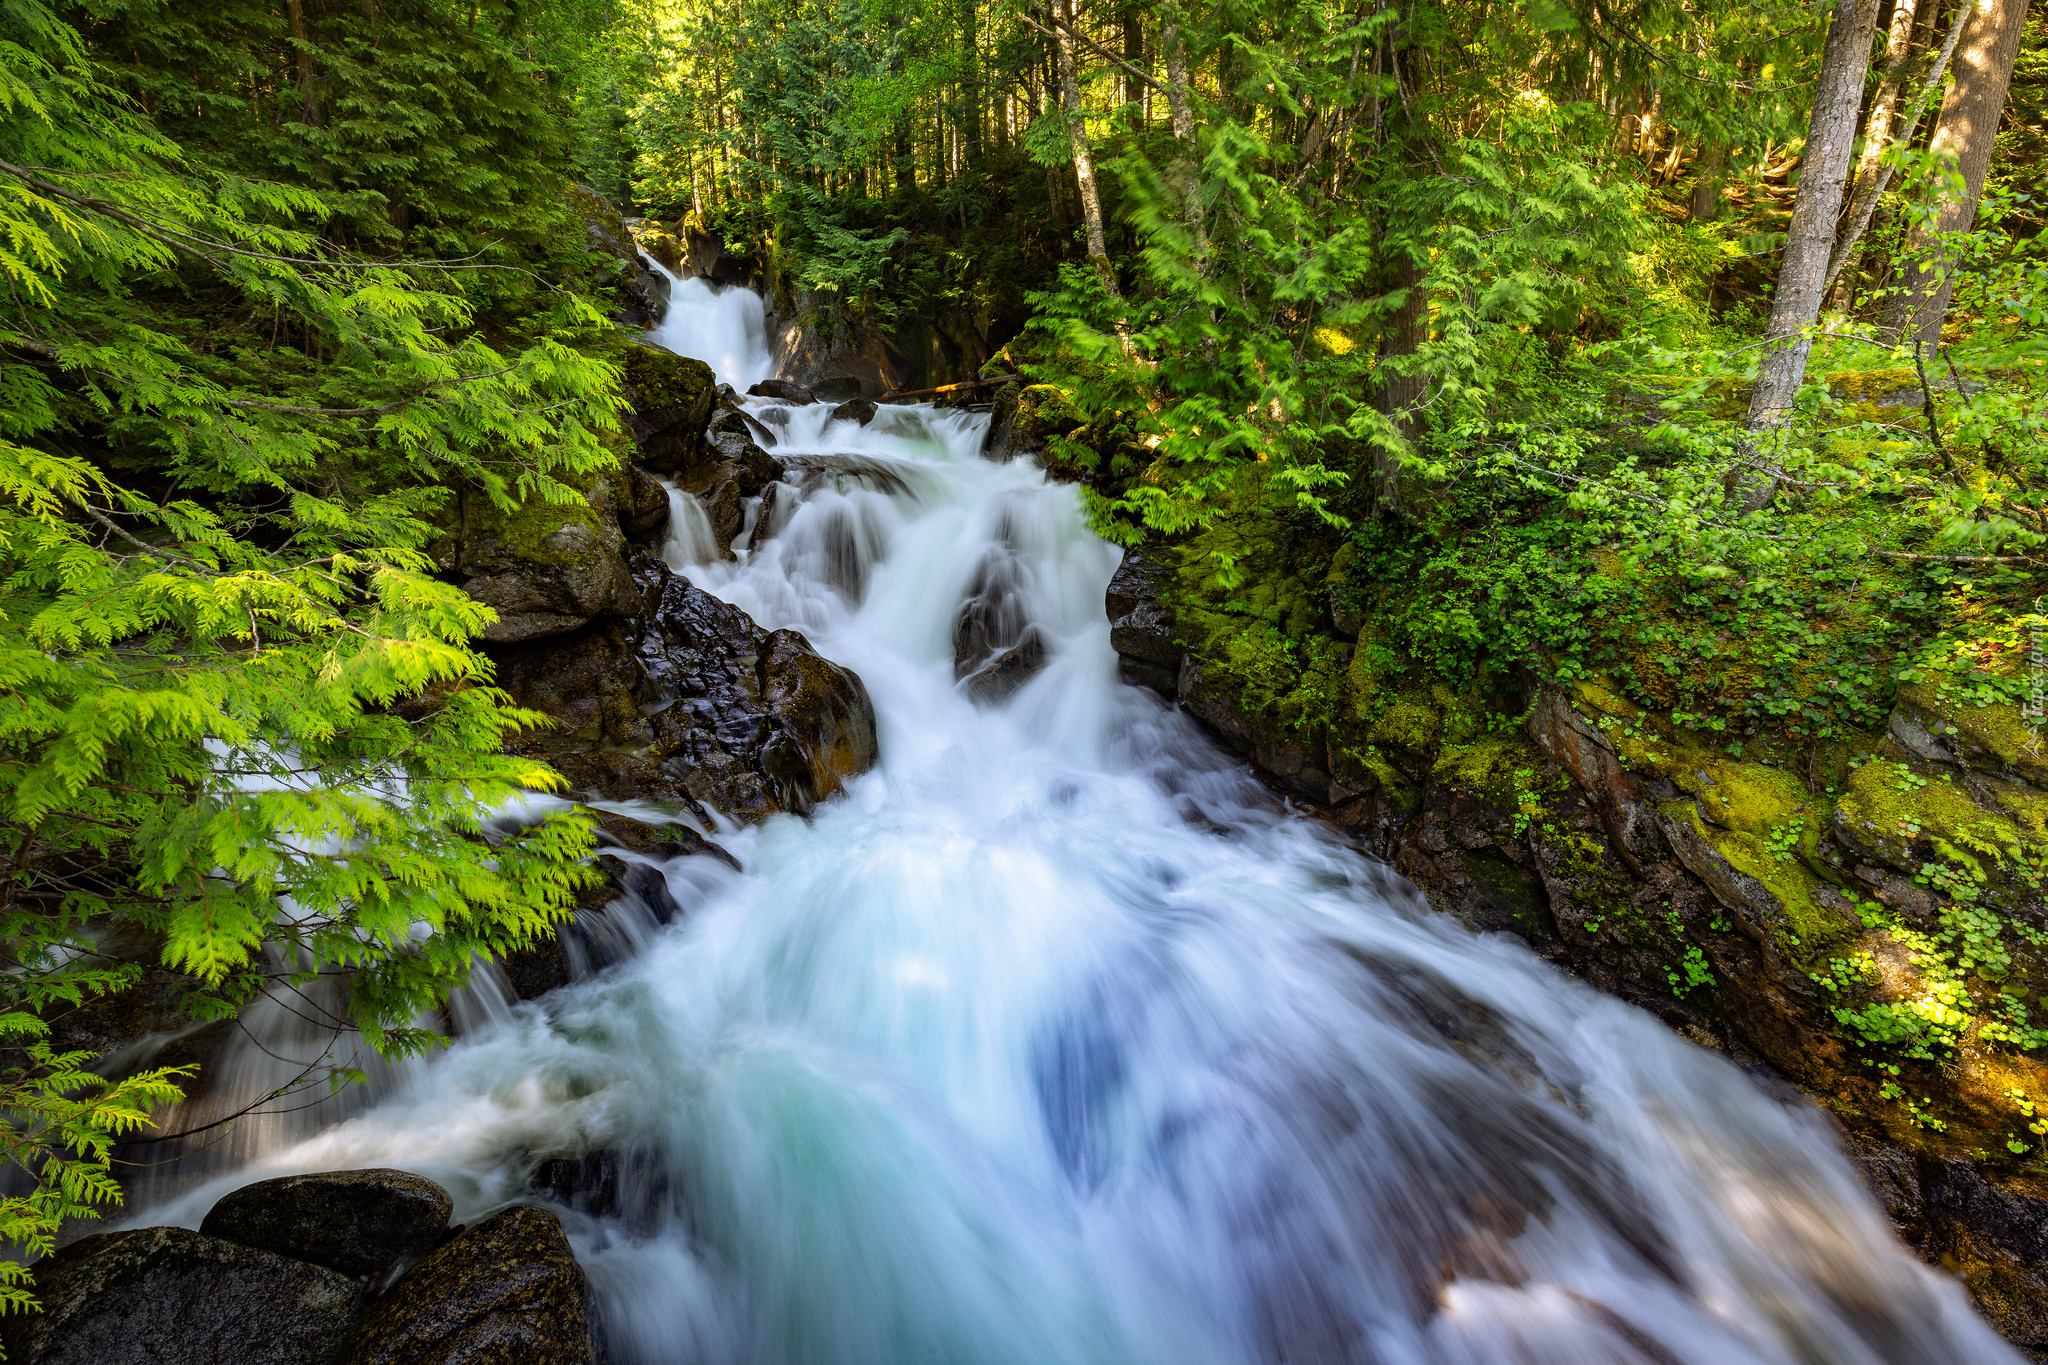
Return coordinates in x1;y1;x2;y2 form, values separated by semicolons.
133;278;2022;1365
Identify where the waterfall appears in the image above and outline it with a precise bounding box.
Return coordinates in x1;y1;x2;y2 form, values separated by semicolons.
661;481;718;569
131;281;2020;1365
645;259;773;390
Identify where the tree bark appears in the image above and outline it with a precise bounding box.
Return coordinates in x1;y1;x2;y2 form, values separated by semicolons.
1052;0;1116;293
1162;8;1195;141
284;0;321;126
1374;248;1427;518
1122;7;1144;108
1824;0;1970;304
1735;0;1883;508
1882;0;2032;344
1688;143;1728;221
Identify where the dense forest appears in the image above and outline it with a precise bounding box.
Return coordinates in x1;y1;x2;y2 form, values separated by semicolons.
2;0;2046;1337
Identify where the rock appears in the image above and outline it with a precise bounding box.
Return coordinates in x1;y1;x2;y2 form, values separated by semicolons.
343;1206;589;1365
955;551;1048;701
811;376;865;404
200;1168;453;1278
1103;551;1181;698
619;345;717;476
436;460;642;645
488;561;876;821
569;187;669;327
747;378;815;404
959;631;1047;704
0;1225;362;1365
615;464;671;539
829;397;878;426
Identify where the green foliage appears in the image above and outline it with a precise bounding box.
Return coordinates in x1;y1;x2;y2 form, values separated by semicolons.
0;0;612;1307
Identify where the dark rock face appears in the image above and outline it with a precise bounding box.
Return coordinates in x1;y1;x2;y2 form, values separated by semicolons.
344;1207;589;1365
490;562;877;821
201;1169;453;1279
571;188;668;328
615;463;671;539
829;397;878;426
811;376;864;404
0;1226;362;1365
748;378;814;404
1104;551;1179;697
444;478;640;645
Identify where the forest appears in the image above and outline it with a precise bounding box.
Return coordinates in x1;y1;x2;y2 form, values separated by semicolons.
2;0;2046;1351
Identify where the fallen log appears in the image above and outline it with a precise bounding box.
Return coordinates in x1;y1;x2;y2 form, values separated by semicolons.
877;375;1017;403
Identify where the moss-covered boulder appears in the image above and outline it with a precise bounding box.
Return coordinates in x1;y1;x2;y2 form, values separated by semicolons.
343;1206;589;1365
441;469;639;644
619;343;716;475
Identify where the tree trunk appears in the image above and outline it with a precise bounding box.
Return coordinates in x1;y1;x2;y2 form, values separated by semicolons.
1845;0;1923;217
1374;249;1427;519
1162;8;1195;141
1735;0;1883;508
959;0;983;164
1882;0;2032;345
1052;0;1116;292
1825;0;1970;304
1122;7;1144;108
1688;143;1728;221
285;0;321;126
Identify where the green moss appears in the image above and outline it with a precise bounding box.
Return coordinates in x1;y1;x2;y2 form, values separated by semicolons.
621;342;716;416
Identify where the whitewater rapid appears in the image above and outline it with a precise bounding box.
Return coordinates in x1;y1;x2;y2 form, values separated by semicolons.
135;280;2019;1365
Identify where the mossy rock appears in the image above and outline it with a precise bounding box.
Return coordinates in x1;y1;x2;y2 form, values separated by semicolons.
620;343;717;475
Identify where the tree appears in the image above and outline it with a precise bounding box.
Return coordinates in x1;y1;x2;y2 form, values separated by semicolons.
1735;0;1883;509
1885;0;2036;343
0;0;607;1306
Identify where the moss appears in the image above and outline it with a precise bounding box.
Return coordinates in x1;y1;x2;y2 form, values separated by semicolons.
1837;757;2036;885
1013;383;1084;438
621;343;716;417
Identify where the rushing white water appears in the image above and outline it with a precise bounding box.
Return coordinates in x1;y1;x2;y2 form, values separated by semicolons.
134;283;2021;1365
660;480;719;568
646;260;773;389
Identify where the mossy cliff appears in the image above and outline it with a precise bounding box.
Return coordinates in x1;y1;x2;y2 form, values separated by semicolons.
1105;468;2048;1354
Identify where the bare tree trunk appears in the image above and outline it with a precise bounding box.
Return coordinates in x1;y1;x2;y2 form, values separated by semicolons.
1735;0;1883;509
1882;0;2032;345
1122;7;1144;108
1052;0;1116;293
1844;0;1923;224
1825;0;1970;304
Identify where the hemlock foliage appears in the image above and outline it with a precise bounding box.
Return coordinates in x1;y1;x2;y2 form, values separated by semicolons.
0;0;615;1304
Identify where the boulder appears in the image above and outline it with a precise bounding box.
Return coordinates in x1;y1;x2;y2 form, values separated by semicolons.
955;550;1047;702
489;561;877;821
200;1168;453;1279
619;345;717;476
829;397;878;426
449;493;639;644
807;376;862;403
343;1207;589;1365
615;464;671;539
569;187;668;328
747;378;815;404
0;1226;362;1365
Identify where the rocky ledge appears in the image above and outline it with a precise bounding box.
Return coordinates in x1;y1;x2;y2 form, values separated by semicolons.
1107;547;2048;1358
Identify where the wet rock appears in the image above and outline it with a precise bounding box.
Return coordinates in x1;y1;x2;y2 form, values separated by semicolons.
620;345;717;476
955;549;1048;701
0;1225;362;1365
615;464;671;539
489;562;876;822
343;1206;589;1365
830;397;878;426
200;1168;453;1278
961;631;1048;704
747;378;815;404
811;376;865;404
1103;550;1180;698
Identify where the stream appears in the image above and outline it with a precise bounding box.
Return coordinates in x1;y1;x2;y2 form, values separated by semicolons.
136;279;2019;1365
